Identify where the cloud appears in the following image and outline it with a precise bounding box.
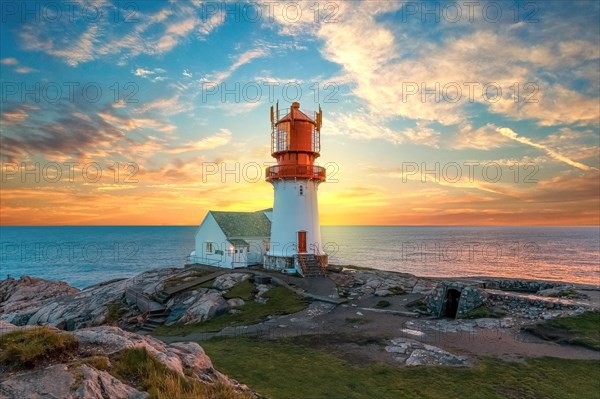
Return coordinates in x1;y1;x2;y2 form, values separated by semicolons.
265;2;599;127
450;124;512;150
98;111;176;135
16;2;223;67
0;58;18;65
165;129;232;154
135;94;191;116
212;49;268;83
497;127;598;171
327;111;439;147
15;67;36;74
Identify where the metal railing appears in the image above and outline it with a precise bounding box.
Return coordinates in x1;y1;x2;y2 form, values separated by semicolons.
265;164;326;181
270;108;321;155
185;255;222;267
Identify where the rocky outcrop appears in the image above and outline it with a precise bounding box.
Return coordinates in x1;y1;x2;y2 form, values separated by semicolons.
178;290;230;325
212;273;250;291
0;269;177;330
75;365;148;399
0;276;79;317
0;364;76;399
385;337;468;366
0;324;256;399
330;268;418;299
74;326;221;380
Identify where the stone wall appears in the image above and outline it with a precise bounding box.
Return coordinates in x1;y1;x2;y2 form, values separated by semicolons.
425;282;487;318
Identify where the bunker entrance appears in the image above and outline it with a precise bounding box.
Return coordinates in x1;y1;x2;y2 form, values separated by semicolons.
442;288;461;319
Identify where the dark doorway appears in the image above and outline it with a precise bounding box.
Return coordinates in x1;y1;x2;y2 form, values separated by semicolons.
442;289;461;318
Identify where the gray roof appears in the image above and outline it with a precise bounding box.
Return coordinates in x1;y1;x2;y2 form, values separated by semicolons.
228;239;250;247
210;211;271;238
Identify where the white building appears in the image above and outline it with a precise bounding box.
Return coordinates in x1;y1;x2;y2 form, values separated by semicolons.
190;102;327;277
190;210;271;269
263;102;328;276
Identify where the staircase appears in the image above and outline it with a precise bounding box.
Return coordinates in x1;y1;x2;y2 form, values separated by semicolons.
138;308;170;334
295;254;326;278
134;271;228;334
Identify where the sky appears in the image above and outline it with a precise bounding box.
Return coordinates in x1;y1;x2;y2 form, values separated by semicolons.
0;0;599;226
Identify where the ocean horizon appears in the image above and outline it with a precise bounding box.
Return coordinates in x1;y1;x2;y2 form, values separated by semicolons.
1;225;598;289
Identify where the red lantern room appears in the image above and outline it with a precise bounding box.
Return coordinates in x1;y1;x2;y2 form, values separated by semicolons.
266;102;326;182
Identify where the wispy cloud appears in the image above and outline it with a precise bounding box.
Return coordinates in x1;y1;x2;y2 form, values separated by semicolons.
497;127;599;171
212;49;268;83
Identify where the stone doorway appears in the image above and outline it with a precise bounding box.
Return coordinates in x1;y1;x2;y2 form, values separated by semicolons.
442;288;461;318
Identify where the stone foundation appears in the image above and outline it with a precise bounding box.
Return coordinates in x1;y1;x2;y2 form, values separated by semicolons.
263;255;294;271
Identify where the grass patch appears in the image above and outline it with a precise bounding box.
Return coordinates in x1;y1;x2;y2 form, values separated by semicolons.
153;286;308;336
388;287;406;295
110;347;253;399
202;336;600;399
163;270;212;290
223;280;257;301
375;300;391;309
105;301;127;325
462;305;506;319
524;311;600;351
0;327;78;370
547;289;583;299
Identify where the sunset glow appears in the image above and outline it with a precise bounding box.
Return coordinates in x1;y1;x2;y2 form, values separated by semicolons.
1;1;599;226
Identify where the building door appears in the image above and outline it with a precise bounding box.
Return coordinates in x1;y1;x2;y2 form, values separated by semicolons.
297;231;307;253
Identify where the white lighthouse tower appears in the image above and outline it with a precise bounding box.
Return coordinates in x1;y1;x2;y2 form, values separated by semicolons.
263;102;328;277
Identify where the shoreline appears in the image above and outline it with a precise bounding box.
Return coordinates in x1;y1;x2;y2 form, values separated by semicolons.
2;263;598;291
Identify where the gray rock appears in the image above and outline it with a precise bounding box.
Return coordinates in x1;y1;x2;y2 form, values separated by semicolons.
76;364;148;399
227;298;246;308
212;273;250;291
0;364;75;399
178;290;229;324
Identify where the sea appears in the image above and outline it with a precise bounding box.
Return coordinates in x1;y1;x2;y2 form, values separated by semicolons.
0;226;598;289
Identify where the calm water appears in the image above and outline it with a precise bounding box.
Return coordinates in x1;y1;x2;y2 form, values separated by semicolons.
0;226;598;288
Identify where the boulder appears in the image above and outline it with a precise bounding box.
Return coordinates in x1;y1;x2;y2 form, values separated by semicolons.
227;298;246;308
76;364;148;399
177;290;229;325
74;326;218;380
0;364;75;399
0;269;177;330
212;273;250;291
0;276;79;315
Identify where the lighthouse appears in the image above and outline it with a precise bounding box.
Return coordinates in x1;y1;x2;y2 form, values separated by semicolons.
264;102;328;277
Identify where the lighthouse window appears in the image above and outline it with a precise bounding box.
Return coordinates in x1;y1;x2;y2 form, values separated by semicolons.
299;185;304;196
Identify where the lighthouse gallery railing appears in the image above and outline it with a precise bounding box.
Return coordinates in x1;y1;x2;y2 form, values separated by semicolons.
265;164;326;181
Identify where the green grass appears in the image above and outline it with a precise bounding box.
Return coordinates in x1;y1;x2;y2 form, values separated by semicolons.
547;289;583;299
462;305;506;319
202;336;600;399
524;311;600;351
105;301;127;325
110;347;253;399
153;286;308;336
223;280;257;301
375;300;391;309
388;287;406;295
0;327;79;370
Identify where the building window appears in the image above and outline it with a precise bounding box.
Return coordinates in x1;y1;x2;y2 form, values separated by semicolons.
265;241;270;251
205;242;213;253
246;246;250;252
